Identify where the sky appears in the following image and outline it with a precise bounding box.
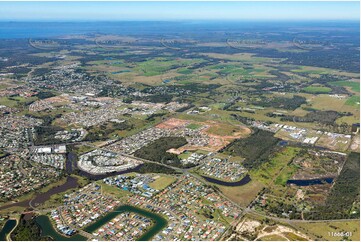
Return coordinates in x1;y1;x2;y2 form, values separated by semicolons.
0;1;359;21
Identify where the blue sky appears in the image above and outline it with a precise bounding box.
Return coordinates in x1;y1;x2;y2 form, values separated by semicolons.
0;1;359;21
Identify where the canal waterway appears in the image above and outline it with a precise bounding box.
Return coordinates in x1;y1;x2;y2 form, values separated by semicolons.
36;215;86;241
84;205;167;241
35;205;167;241
0;219;17;241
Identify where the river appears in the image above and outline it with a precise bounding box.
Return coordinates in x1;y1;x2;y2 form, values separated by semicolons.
29;176;79;208
0;176;80;211
201;174;251;186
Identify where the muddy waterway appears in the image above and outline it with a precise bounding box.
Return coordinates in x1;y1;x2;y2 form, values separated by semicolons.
0;176;79;211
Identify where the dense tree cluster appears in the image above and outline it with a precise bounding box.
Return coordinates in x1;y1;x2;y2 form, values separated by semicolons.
84;121;132;141
134;137;188;168
34;125;64;145
305;152;360;220
253;95;307;110
222;128;280;169
138;163;178;174
10;215;49;241
280;110;352;125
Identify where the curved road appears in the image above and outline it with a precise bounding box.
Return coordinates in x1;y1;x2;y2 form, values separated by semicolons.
84;144;358;226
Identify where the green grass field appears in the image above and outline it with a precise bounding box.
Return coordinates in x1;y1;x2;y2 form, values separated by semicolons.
96;181;131;199
217;179;264;207
134;58;204;76
0;83;11;90
148;175;176;190
282;232;308;241
330;81;360;92
302;85;332;94
259;234;287;241
291;66;331;75
294;221;360;241
178;151;192;160
250;147;300;185
206;123;244;136
5;96;39;106
177;68;193;74
186;123;202;130
274;164;299;186
345;95;360;106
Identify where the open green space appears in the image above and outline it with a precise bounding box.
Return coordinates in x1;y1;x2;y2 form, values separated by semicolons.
217;179;264;207
148;175;177;190
274;164;299;186
345;95;360;106
330;81;360;92
302;85;332;94
294;220;360;241
0;96;38;108
259;234;287;241
186;123;202;130
177;68;193;74
134;58;204;77
250;147;300;185
96;181;131;199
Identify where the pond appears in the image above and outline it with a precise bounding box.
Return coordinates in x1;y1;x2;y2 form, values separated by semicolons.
287;177;334;186
84;205;167;241
0;219;17;241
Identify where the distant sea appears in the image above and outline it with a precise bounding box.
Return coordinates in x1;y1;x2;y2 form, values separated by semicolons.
0;20;358;39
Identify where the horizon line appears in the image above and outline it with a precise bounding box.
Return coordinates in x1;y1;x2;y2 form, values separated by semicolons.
0;19;359;22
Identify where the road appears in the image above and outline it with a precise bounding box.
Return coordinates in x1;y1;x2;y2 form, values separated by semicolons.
87;143;245;211
57;206;97;240
6;110;356;240
86;143;359;226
